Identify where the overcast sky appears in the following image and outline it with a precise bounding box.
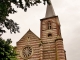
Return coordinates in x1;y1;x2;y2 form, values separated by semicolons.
1;0;80;60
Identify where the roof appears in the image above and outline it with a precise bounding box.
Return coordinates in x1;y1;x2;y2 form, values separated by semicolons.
17;29;40;44
45;0;55;18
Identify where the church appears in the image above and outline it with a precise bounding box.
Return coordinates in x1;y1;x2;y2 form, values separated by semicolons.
15;0;67;60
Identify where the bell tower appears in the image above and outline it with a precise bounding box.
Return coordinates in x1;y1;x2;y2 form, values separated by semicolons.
40;0;66;60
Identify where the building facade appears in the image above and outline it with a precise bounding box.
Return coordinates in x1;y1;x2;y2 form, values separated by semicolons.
16;0;66;60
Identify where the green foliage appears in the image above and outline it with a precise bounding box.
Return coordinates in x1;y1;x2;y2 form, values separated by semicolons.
0;38;17;60
0;0;50;35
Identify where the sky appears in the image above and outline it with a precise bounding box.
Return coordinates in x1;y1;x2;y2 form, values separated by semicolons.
1;0;80;60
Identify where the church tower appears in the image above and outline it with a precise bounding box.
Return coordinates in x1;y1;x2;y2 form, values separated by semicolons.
40;0;66;60
16;0;66;60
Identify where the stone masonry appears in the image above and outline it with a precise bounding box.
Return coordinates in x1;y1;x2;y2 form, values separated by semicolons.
15;0;67;60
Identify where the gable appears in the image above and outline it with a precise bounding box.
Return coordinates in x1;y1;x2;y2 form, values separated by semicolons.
17;29;40;46
16;29;41;60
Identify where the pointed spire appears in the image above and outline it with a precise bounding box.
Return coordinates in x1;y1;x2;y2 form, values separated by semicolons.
45;0;55;18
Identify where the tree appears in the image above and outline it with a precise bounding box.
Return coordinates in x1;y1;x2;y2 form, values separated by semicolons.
0;38;17;60
0;0;50;35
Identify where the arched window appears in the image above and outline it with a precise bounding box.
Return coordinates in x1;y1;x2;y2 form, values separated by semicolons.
48;21;52;29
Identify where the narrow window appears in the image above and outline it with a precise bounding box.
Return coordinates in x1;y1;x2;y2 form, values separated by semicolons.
27;37;30;41
48;21;52;29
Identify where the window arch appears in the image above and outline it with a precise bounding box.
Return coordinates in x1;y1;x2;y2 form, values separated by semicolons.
47;21;52;29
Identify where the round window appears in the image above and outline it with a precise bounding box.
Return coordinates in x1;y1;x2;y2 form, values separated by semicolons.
48;33;52;37
22;45;32;58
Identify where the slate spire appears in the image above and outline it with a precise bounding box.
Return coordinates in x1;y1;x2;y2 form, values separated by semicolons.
45;0;55;18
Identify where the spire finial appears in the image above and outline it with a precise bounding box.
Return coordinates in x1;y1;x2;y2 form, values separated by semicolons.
45;0;55;18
